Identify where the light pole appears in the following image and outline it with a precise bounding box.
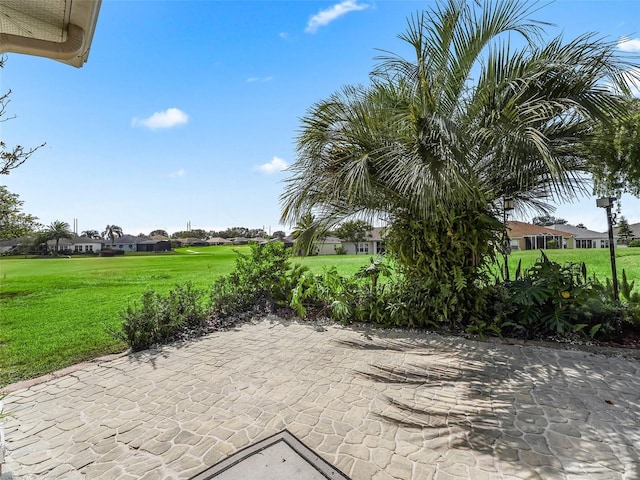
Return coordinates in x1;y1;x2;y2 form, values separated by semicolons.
596;197;619;302
503;198;515;281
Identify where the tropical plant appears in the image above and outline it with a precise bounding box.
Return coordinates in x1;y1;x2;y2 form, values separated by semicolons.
281;0;638;324
44;220;73;254
80;229;101;239
291;212;326;256
102;224;123;248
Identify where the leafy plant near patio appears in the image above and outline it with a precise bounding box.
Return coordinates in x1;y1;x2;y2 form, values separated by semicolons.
117;282;206;351
484;252;640;341
209;241;297;317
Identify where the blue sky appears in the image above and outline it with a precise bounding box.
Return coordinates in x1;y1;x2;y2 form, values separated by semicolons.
2;0;639;236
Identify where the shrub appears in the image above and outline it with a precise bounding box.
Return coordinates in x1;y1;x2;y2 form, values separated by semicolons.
491;252;610;340
628;239;640;247
384;206;502;329
117;282;206;351
209;242;293;318
101;248;125;257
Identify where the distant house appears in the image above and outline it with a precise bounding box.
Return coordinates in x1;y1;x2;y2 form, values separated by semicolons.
507;222;571;250
265;236;295;249
207;237;232;245
339;227;385;255
315;236;343;255
136;239;172;252
109;234;143;252
548;224;614;249
47;235;103;253
177;237;208;247
230;237;248;245
0;237;31;255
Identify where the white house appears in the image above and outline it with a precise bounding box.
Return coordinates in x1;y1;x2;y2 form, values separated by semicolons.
339;227;385;255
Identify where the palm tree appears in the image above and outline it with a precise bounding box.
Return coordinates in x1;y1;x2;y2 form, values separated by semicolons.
281;0;637;322
45;220;73;254
102;225;123;248
291;212;325;256
81;229;101;239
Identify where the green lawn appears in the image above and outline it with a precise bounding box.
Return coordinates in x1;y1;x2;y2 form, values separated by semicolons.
507;248;640;286
1;246;638;387
0;246;371;386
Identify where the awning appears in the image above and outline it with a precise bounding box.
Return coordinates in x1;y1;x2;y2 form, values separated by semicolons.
0;0;101;68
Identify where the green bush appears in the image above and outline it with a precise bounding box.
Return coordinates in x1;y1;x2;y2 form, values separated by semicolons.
489;252;611;340
117;282;206;351
628;239;640;247
209;242;294;318
384;206;502;329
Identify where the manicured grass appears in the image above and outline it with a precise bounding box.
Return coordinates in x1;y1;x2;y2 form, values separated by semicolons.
1;246;638;386
0;247;371;386
506;248;640;287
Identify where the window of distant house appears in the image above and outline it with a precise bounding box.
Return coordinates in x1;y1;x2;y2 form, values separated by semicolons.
357;243;369;254
602;240;610;248
87;245;93;251
576;239;593;249
74;245;80;252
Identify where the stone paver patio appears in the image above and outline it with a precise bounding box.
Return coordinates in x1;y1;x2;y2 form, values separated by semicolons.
2;318;639;479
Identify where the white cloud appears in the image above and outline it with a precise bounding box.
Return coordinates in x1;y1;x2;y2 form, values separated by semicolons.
618;37;640;52
305;1;369;34
279;32;289;39
169;169;185;178
247;76;274;83
132;108;189;129
256;156;289;174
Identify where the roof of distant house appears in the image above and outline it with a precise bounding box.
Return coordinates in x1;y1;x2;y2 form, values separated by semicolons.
507;221;571;238
547;224;609;239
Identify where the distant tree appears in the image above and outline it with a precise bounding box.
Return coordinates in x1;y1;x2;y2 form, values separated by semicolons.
150;229;168;237
189;229;208;239
81;229;101;239
247;228;267;238
576;223;587;229
226;227;250;238
45;220;73;254
617;216;634;245
1;56;45;175
333;220;372;253
171;229;207;239
586;98;640;197
0;185;40;239
272;230;286;240
532;216;568;227
102;225;123;248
